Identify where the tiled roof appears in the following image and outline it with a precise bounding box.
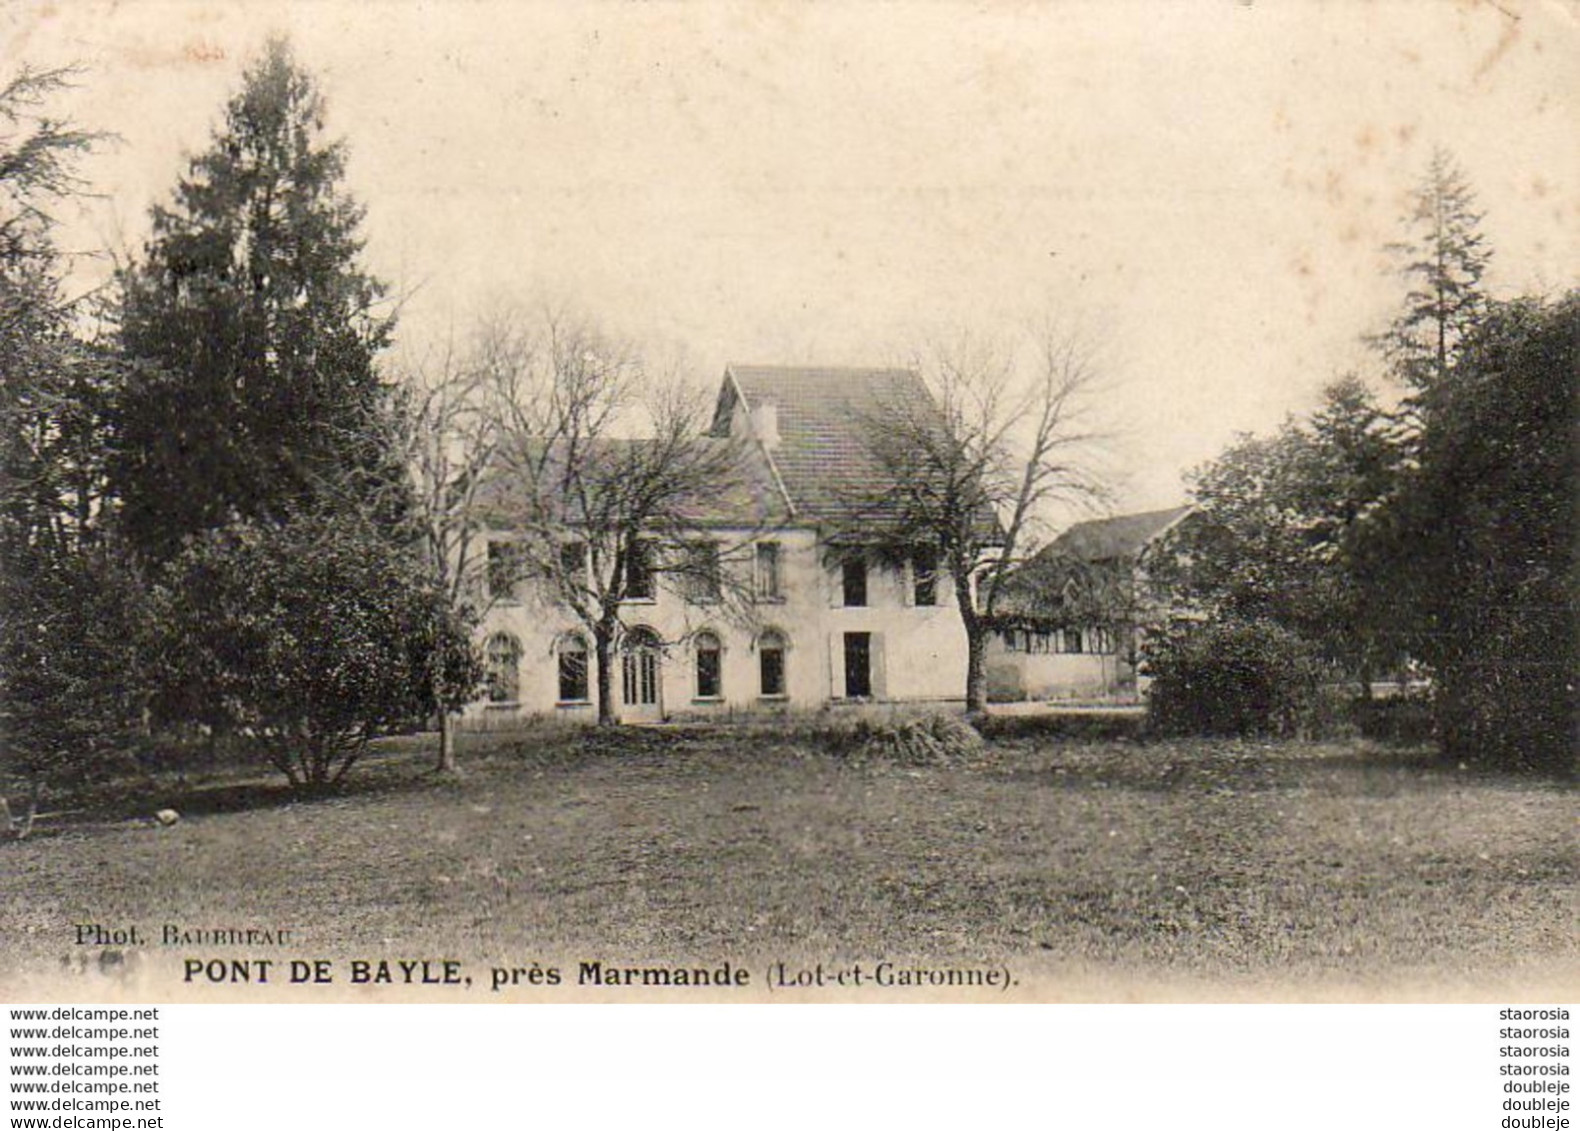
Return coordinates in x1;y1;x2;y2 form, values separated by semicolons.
473;434;790;530
988;505;1194;625
1044;505;1195;563
478;364;977;535
714;364;939;525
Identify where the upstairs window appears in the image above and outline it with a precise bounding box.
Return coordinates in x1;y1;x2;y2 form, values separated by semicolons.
682;541;722;604
841;555;867;607
560;541;588;587
912;548;938;607
623;540;654;601
557;634;589;703
755;542;782;601
487;541;525;602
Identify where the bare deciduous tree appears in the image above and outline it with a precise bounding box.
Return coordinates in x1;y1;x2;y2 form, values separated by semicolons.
846;323;1109;718
482;306;768;726
385;333;504;772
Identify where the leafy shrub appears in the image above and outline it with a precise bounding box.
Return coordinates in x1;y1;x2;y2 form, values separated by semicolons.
147;513;479;789
1142;617;1327;738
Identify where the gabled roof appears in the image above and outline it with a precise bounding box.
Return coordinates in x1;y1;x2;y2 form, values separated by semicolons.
712;364;941;526
1043;505;1195;563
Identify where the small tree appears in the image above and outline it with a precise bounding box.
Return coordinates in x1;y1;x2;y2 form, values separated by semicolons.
844;325;1107;718
484;307;763;726
382;335;505;771
148;512;477;788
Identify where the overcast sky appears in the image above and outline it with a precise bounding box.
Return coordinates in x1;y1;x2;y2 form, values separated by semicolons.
7;0;1576;519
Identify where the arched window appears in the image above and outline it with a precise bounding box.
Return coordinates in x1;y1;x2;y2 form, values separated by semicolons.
695;632;722;700
557;634;589;703
485;633;522;703
758;630;787;697
621;626;662;709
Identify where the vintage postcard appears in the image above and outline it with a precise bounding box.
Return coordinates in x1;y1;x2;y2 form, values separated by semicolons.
0;0;1574;1005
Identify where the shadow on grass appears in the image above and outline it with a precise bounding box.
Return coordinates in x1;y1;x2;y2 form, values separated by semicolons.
979;712;1149;744
6;741;458;841
987;736;1527;798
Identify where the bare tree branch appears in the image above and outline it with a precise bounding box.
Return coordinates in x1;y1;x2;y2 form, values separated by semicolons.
838;320;1111;716
478;304;771;725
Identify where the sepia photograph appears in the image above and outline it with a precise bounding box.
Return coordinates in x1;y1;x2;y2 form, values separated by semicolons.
0;0;1574;1005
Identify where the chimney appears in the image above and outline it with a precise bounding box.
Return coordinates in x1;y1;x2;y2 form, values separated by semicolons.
751;401;780;449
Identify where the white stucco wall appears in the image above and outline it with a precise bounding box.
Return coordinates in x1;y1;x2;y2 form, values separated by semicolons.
461;527;971;725
984;628;1140;703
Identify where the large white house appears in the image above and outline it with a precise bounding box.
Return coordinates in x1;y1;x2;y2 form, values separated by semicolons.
463;365;972;725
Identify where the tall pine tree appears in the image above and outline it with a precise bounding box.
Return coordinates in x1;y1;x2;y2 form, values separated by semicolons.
113;38;399;561
1;66;145;833
1375;147;1492;407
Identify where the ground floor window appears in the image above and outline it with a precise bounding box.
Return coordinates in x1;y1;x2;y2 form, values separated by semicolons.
695;632;722;699
843;631;872;698
622;627;661;707
1088;626;1118;655
1001;628;1053;654
758;630;787;696
485;632;522;702
557;634;589;702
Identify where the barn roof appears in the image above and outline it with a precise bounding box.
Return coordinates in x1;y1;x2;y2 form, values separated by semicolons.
1044;505;1195;563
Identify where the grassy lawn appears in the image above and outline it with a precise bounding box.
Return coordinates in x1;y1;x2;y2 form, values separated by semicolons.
2;726;1574;998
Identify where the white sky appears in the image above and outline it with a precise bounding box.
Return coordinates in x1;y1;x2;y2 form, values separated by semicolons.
7;0;1577;518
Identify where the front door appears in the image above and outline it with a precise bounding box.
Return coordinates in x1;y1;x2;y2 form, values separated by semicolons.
844;632;872;699
621;630;663;722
